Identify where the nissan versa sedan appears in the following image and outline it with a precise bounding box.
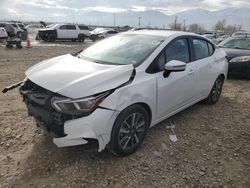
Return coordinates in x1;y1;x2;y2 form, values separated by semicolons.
8;30;228;156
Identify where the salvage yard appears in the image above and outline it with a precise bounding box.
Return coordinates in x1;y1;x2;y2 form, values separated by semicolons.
0;43;250;188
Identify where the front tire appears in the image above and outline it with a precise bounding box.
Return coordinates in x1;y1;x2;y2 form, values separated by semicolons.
204;76;224;104
108;105;150;156
48;35;56;42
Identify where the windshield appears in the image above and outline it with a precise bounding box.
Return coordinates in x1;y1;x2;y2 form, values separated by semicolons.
79;34;164;65
218;37;250;50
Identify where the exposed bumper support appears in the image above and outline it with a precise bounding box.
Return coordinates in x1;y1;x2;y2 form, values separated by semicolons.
53;108;119;152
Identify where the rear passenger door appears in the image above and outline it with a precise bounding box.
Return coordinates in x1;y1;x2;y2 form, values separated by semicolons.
191;38;216;98
57;25;77;39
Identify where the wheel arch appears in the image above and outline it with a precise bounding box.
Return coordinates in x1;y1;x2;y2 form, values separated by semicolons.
133;102;152;125
218;73;225;81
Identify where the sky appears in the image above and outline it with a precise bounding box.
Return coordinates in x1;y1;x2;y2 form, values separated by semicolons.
0;0;250;22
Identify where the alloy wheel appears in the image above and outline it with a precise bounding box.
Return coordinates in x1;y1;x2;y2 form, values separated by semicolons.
211;78;223;102
118;113;146;151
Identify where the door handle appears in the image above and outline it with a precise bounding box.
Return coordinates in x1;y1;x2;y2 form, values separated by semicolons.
188;69;195;75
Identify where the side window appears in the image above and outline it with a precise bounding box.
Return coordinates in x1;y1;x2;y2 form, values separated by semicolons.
165;39;190;63
157;38;189;71
59;25;67;30
193;39;209;60
66;25;76;30
108;31;118;34
207;42;214;56
78;25;89;30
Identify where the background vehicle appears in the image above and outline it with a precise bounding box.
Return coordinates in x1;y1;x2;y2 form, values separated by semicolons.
89;27;107;35
218;37;250;79
38;24;90;42
89;29;118;41
26;24;45;39
0;23;15;37
232;31;250;37
18;31;227;156
10;23;25;38
0;27;8;40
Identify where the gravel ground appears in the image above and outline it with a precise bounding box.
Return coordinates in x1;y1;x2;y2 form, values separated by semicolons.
0;42;250;188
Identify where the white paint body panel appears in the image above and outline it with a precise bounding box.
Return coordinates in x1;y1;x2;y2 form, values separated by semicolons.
26;54;134;99
25;30;228;151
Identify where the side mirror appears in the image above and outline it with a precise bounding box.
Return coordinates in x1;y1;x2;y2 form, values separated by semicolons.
164;60;186;72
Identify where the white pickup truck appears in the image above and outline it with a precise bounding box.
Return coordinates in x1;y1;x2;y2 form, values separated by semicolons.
38;24;90;42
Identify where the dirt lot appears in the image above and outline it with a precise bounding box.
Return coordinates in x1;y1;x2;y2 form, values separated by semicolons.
0;43;250;188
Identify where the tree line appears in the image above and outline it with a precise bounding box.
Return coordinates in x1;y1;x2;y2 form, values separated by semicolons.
169;17;242;34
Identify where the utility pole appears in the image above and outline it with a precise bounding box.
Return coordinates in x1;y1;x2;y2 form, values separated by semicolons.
183;19;186;31
113;13;116;27
138;17;141;28
174;16;177;30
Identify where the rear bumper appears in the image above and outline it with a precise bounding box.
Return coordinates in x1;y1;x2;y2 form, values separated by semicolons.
53;108;119;152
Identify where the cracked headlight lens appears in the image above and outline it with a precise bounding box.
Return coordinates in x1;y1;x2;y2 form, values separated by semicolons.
51;92;110;115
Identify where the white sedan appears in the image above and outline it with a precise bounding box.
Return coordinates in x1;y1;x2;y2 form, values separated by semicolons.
0;27;8;40
18;30;228;156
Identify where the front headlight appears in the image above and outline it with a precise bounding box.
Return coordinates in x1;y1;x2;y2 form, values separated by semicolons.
51;92;110;115
229;56;250;63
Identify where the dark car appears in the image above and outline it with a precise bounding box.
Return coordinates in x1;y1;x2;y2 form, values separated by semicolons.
218;37;250;79
0;23;15;37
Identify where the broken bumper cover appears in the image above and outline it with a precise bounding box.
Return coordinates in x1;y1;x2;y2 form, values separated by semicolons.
53;108;118;152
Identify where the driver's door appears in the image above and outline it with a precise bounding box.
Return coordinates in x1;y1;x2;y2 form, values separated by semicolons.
155;38;198;120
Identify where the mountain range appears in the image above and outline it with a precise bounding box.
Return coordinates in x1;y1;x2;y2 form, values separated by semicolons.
78;8;250;30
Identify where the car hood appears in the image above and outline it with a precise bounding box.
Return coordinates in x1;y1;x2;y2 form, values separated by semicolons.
26;54;134;99
221;48;250;60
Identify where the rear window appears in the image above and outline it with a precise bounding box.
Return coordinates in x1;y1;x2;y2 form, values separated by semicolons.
59;25;76;30
78;25;89;30
0;23;6;27
67;25;76;30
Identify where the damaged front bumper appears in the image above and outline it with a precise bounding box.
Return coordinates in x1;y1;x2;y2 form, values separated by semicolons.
19;79;118;152
54;108;118;151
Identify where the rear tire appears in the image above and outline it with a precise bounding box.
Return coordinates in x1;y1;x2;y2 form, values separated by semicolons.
78;35;85;42
108;104;150;156
204;76;224;105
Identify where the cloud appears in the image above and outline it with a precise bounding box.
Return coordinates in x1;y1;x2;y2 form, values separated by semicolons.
0;0;249;21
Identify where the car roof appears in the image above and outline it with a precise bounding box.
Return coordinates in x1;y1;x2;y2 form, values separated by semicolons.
125;30;199;38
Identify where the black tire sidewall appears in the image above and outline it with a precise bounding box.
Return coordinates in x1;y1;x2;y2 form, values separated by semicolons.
109;104;150;156
48;35;56;42
78;35;85;42
206;76;224;104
